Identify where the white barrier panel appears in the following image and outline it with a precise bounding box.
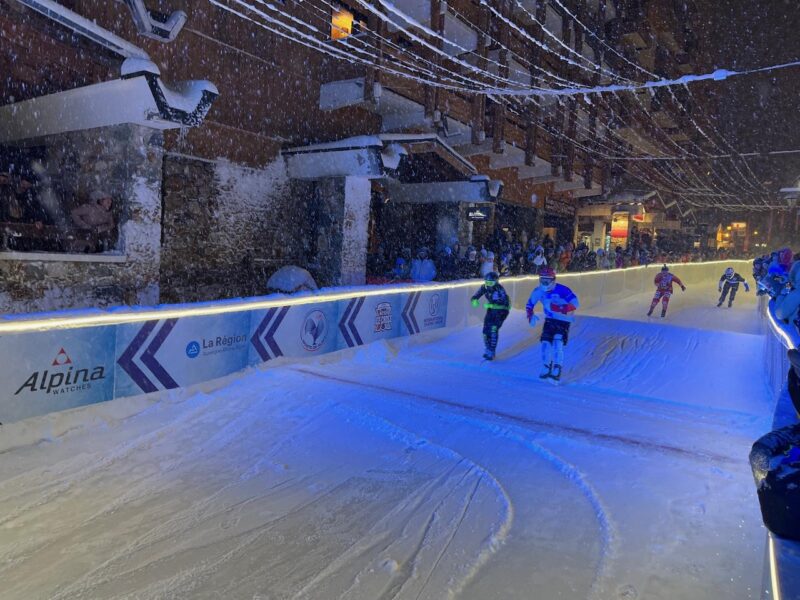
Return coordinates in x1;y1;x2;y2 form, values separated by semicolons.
0;261;750;423
115;312;252;397
0;326;117;423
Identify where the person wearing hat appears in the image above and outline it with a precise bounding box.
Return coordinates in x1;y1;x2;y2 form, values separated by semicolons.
410;247;436;282
437;246;458;281
471;271;510;360
459;246;480;279
71;190;115;250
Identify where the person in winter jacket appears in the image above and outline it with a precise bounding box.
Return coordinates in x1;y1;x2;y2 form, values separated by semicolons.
437;246;458;281
471;271;511;360
775;260;800;323
410;247;437;282
596;248;611;270
459;247;481;279
527;245;547;274
717;267;750;307
647;264;686;318
760;250;793;297
391;257;410;280
71;190;115;234
480;251;496;278
526;267;579;381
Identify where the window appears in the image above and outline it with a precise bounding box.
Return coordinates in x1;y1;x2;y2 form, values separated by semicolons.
331;6;354;40
330;4;367;40
0;142;122;256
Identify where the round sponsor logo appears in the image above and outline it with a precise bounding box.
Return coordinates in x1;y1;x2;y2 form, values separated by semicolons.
186;341;201;359
428;293;440;316
301;310;327;351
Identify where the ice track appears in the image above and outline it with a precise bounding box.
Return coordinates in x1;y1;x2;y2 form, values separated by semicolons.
0;281;772;599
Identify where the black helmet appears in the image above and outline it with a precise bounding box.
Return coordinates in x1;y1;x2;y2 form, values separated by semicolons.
661;264;669;272
485;271;500;283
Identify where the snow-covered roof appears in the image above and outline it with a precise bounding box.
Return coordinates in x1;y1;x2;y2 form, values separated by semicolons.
282;133;477;180
0;72;219;143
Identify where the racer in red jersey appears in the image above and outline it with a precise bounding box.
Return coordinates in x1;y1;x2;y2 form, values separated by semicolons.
647;265;686;318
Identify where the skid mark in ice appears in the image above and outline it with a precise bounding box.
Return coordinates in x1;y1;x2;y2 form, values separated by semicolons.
333;374;614;599
293;367;738;465
286;402;514;600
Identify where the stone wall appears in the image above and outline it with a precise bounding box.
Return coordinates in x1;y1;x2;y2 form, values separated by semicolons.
160;154;307;303
0;124;162;314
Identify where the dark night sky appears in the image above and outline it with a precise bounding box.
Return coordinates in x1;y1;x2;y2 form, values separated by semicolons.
693;0;800;190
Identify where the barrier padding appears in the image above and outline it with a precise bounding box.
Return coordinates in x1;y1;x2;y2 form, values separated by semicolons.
0;260;750;424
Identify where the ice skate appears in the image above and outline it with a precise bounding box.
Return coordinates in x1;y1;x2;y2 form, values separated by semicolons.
539;362;552;379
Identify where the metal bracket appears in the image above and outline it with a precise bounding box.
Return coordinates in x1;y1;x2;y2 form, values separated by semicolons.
124;0;187;42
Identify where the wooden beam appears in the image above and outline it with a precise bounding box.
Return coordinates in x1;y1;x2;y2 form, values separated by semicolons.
471;6;490;144
492;0;511;154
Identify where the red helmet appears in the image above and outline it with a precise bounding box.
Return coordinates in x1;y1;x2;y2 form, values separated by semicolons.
539;267;556;280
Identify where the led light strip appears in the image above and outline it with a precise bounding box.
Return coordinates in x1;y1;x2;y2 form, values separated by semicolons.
766;299;799;350
769;535;783;600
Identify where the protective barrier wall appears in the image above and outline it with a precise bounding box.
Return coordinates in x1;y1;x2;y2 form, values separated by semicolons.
0;260;749;424
759;296;800;600
762;297;800;406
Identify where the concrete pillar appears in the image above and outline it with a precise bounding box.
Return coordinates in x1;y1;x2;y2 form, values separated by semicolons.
123;125;163;306
592;220;607;251
340;177;371;286
315;176;371;287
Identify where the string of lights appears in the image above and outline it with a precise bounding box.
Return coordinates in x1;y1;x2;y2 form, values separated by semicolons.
208;0;800;209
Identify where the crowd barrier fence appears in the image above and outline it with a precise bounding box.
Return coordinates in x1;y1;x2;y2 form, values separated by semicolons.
759;297;800;600
0;260;750;424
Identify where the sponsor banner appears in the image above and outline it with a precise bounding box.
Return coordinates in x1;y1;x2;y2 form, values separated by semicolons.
400;290;449;335
115;312;251;396
0;327;116;423
248;302;340;365
466;204;492;222
337;295;402;349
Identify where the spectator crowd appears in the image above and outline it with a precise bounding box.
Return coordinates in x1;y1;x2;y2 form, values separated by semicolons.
368;227;756;284
753;246;800;414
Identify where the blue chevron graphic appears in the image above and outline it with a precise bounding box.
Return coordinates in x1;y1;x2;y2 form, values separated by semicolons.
251;306;289;362
117;319;179;392
339;297;365;347
402;292;421;335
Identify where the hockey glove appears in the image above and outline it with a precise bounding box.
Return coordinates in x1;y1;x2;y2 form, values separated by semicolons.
718;284;722;293
528;314;540;327
681;286;687;292
744;283;750;292
526;306;533;321
471;299;479;308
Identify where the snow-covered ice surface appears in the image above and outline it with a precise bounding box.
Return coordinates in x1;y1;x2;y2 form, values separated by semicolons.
0;281;772;599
